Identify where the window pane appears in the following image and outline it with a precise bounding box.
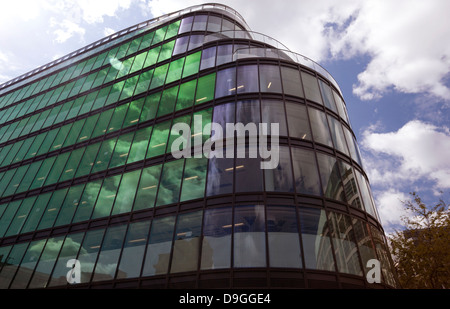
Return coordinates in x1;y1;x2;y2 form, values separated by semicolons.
75;142;101;177
328;116;349;155
38;188;68;230
173;36;189;55
200;46;216;70
298;207;335;271
5;197;36;237
92;174;121;219
235;145;263;192
166;58;185;84
20;193;51;234
309;107;333;147
116;221;150;279
234;205;266;267
175;79;196;111
55;184;85;226
267;206;302;268
195;73;216;104
216;45;233;66
180;158;207;202
236;65;259;93
338;160;363;209
28;236;65;289
317;152;345;202
285;102;310;140
0;242;28;289
112;169;141;215
127;126;152;164
47;232;84;287
301;72;322;104
328;212;363;275
206;156;234;196
264;146;294;192
109;132;134;168
281;66;303;97
0;200;22;237
73;179;102;223
201;207;232;270
146;121;170;158
261;100;287;136
77;229;105;283
141;92;160;122
182;51;201;78
134;164;162;211
92;225;127;282
142;216;175;276
59;148;85;182
179;16;193;33
30;157;56;190
157;85;178;117
10;239;46;288
319;80;337;112
156;159;184;206
91;138;116;173
170;211;202;273
215;67;236;98
291;148;321;196
259;65;282;93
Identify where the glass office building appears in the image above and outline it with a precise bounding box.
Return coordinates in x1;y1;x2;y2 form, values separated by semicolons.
0;4;397;289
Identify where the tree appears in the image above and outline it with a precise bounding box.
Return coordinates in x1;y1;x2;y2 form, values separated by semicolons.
389;192;450;289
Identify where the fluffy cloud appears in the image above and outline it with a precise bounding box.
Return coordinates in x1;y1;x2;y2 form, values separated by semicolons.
146;0;450;102
361;120;450;190
373;189;409;232
50;18;86;43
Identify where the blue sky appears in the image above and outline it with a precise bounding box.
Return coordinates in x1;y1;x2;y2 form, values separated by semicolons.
1;0;449;234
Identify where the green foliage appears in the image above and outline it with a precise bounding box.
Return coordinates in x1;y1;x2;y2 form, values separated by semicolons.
390;192;450;289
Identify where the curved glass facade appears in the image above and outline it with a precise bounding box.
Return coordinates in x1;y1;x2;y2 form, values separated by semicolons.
0;4;397;289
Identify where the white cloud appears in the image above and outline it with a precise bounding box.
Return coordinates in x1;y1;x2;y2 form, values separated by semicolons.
374;189;409;232
50;18;86;43
104;27;116;37
146;0;450;102
362;120;450;190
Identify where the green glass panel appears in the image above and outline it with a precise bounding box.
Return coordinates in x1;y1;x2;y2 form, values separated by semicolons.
69;76;88;97
144;46;161;68
152;26;168;45
138;31;154;51
78;91;97;115
165;57;185;84
133;164;162;211
140;92;160;122
55;184;85;226
107;103;129;133
0;200;21;237
112;169;141;215
156;159;184;206
91;174;122;219
63;119;85;147
93;86;110;110
77;113;100;143
146;121;170;158
59;148;85;182
14;138;35;164
92;109;114;138
91;137;117;173
20;192;51;234
38;188;69;230
166;20;181;39
134;69;153;96
36;129;58;156
29;156;56;190
119;75;139;101
44;152;71;186
1;140;23;167
116;41;131;59
149;63;169;89
4;197;37;237
75;142;101;177
195;73;216;104
129;51;147;74
109;132;134;168
54;100;74;124
116;57;134;79
51;124;71;151
91;67;108;88
2;165;29;197
182;51;201;78
30;109;51;133
127;37;142;56
105;81;125;106
72;179;102;223
123;98;144;128
127;126;152;164
157;85;178;117
17;161;43;193
157;40;175;63
180;158;207;202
